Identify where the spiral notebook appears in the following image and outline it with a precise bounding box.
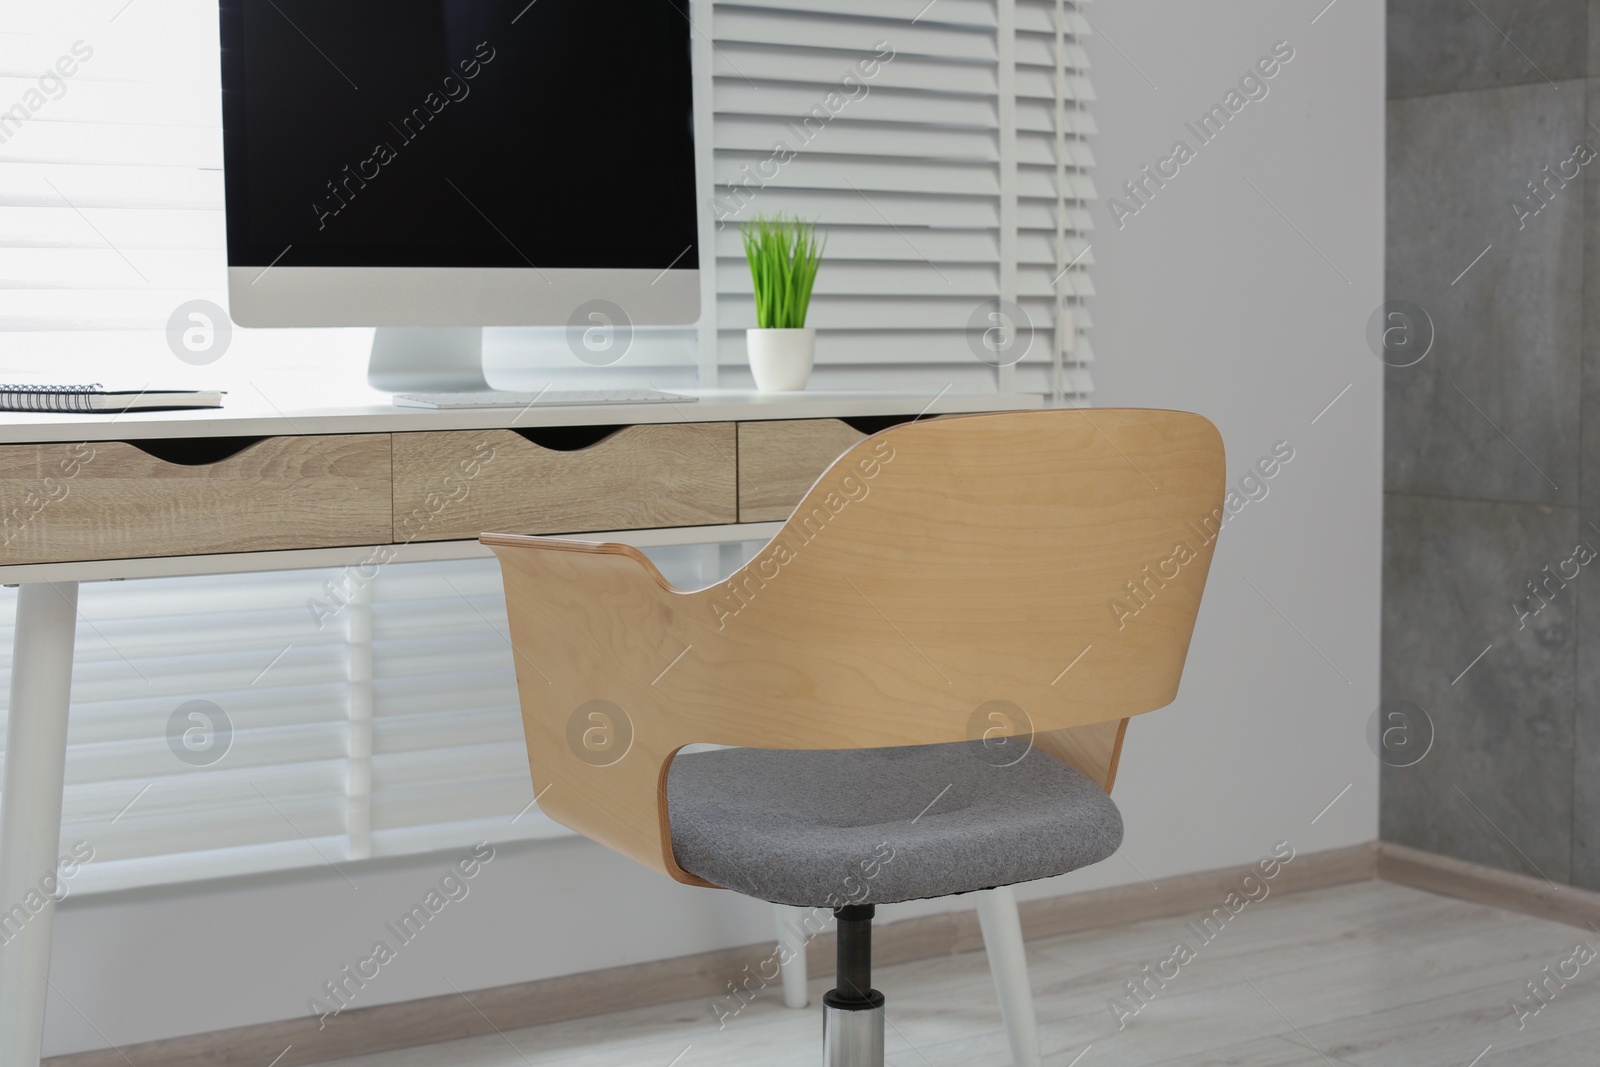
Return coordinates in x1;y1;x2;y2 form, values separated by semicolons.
0;384;224;414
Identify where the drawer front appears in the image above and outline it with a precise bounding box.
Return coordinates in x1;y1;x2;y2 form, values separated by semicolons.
393;424;737;541
0;435;393;565
737;419;870;522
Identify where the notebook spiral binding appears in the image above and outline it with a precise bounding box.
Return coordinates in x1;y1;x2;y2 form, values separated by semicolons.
0;385;105;414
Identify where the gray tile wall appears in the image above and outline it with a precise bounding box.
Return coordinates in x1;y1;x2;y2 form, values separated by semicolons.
1384;0;1599;887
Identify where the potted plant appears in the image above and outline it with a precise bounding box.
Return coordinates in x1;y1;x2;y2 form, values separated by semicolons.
742;214;824;391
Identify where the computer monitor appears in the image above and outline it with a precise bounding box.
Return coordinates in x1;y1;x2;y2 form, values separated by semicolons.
218;0;701;389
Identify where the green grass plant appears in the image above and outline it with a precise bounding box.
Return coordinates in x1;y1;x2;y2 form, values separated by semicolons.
741;214;825;329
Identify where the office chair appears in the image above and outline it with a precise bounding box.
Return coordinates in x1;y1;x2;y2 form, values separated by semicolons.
484;408;1224;1067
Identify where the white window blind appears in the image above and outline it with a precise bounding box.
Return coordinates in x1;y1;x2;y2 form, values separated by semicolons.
4;6;216;356
0;1;1094;893
707;0;1095;399
0;548;733;895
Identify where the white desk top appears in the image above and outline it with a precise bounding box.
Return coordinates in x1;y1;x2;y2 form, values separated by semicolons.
0;389;1042;444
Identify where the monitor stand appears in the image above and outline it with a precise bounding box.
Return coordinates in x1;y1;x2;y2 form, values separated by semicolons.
368;327;490;392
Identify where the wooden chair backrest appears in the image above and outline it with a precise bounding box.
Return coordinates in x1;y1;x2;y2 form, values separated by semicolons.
485;408;1226;884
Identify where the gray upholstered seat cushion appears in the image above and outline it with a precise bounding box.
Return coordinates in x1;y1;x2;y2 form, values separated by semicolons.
666;740;1123;907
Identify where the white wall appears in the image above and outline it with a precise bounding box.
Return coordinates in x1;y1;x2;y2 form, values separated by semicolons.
42;1;1384;1055
1073;0;1384;883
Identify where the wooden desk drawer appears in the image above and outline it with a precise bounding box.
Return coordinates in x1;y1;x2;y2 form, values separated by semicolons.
393;424;737;541
0;435;393;565
738;419;874;522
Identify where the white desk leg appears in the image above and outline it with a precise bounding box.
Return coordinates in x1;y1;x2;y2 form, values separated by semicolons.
0;582;78;1067
773;904;810;1009
977;886;1041;1067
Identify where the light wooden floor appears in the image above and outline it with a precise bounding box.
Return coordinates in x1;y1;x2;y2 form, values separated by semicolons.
325;881;1600;1066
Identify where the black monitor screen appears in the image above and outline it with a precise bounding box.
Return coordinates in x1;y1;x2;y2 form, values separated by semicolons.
220;0;699;270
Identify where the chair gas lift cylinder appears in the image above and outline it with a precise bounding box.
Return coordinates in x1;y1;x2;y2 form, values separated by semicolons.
824;905;884;1066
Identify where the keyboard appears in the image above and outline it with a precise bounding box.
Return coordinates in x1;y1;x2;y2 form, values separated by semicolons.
393;388;697;409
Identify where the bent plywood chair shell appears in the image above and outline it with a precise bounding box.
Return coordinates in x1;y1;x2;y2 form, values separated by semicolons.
484;408;1226;886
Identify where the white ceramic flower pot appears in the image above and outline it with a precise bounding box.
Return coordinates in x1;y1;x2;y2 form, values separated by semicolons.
747;328;815;392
